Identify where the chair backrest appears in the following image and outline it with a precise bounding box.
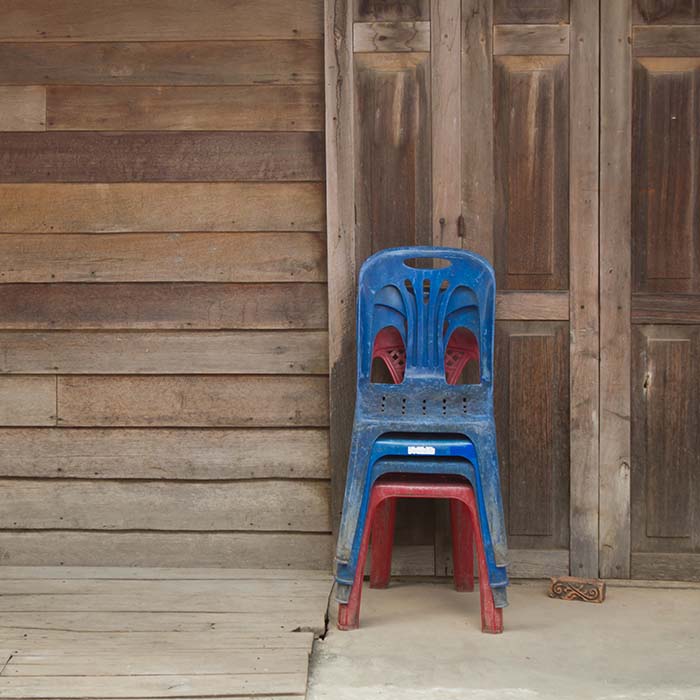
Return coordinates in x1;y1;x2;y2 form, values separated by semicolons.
357;247;495;389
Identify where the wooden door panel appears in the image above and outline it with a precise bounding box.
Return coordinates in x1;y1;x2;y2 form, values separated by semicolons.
632;59;700;293
327;0;597;579
494;55;569;290
633;0;700;24
494;0;569;24
495;322;569;549
632;326;699;548
602;0;700;580
355;0;429;21
355;53;432;259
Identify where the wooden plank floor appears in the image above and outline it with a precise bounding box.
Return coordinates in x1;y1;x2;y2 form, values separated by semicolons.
0;567;331;699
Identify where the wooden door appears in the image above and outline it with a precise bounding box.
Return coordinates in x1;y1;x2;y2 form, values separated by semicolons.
601;0;700;581
326;0;600;578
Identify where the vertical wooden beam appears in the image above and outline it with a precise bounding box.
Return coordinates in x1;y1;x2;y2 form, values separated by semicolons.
599;0;632;578
325;0;356;532
569;0;600;577
432;0;462;247
461;0;494;260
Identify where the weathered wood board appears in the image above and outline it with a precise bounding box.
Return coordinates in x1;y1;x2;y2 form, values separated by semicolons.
0;0;329;570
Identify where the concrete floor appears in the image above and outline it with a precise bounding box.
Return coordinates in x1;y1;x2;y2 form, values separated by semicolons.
308;580;700;700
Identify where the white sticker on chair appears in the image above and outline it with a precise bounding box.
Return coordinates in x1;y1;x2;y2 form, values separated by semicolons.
407;445;436;455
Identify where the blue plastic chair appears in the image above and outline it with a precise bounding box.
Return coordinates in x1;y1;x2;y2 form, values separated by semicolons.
335;246;509;607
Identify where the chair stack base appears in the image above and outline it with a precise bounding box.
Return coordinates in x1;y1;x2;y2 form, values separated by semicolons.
337;475;504;634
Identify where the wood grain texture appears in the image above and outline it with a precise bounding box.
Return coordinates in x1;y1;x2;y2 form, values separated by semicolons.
0;428;329;479
496;291;569;320
353;21;430;52
355;0;430;21
431;0;461;246
0;479;330;532
461;0;494;260
494;24;570;55
354;53;432;258
0;183;325;232
0;131;325;183
569;0;600;578
631;326;699;553
0;233;325;282
46;85;323;131
3;648;310;677
0;283;328;330
0;331;328;375
495;322;570;549
631;552;700;581
633;0;700;24
0;376;55;426
0;532;333;568
0;40;323;85
494;0;570;24
494;55;569;290
632;58;700;294
0;86;45;131
0;674;305;697
634;25;700;56
599;0;632;579
632;293;700;324
0;0;323;41
0;566;330;579
325;0;356;533
56;376;329;427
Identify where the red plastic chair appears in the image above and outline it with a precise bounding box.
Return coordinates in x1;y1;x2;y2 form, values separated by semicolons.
338;475;503;634
373;327;479;385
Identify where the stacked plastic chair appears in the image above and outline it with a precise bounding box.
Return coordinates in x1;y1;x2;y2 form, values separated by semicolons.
334;246;509;632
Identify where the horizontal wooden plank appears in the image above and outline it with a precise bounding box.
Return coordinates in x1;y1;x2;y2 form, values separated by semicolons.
0;131;324;183
0;376;55;426
0;531;333;568
0;183;325;232
56;376;329;427
0;566;331;580
0;1;323;41
633;26;700;56
632;294;700;324
4;648;309;676
47;85;323;131
353;21;430;52
0;283;328;329
0;428;330;479
0;578;329;600
631;553;700;582
507;548;570;578
0;626;315;650
0;673;306;697
496;291;570;320
494;24;570;55
0;233;325;283
0;479;330;532
0;86;45;131
0;610;323;636
0;40;322;85
0;331;328;375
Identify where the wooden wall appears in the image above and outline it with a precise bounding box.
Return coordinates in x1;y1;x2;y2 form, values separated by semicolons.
0;0;332;567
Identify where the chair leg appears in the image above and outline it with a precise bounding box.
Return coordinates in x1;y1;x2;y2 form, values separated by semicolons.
370;497;396;589
338;490;381;630
460;496;503;634
449;499;474;592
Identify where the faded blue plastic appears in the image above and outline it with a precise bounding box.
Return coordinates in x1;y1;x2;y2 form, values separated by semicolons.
334;246;509;607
